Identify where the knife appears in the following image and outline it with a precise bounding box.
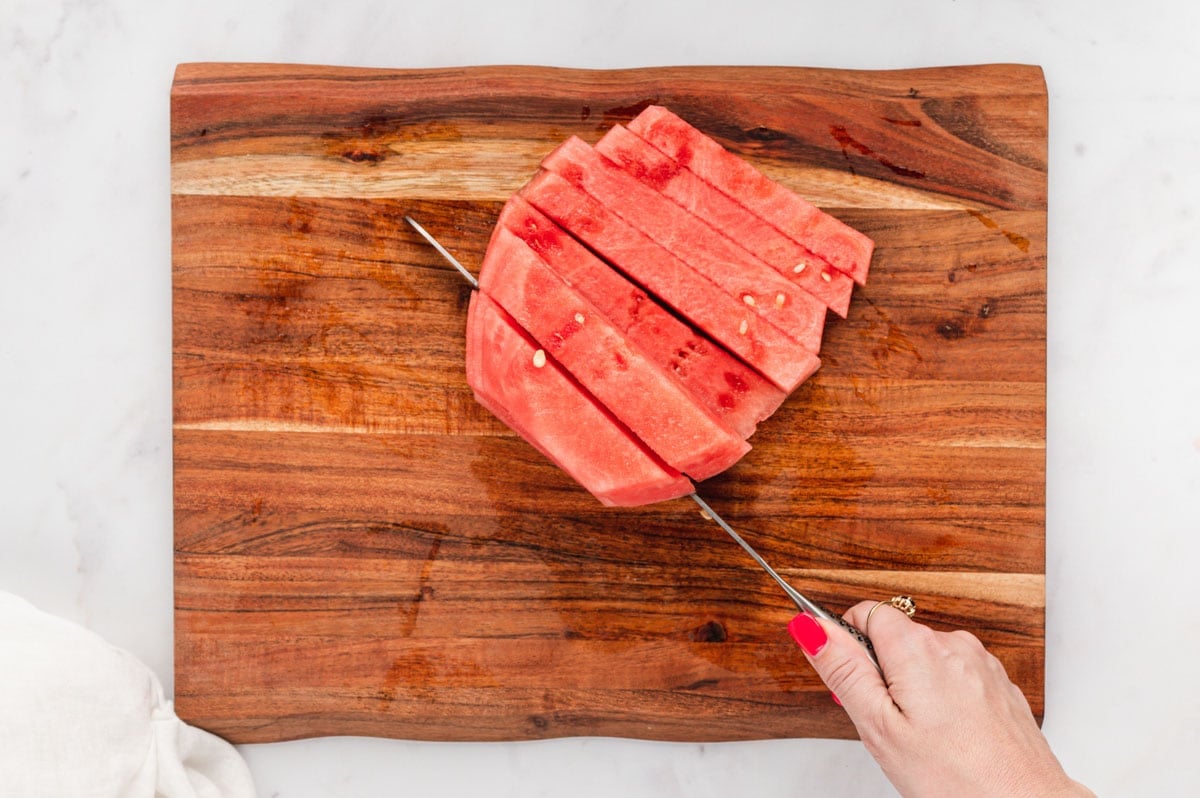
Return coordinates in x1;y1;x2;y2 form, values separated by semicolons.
404;215;883;674
688;493;880;673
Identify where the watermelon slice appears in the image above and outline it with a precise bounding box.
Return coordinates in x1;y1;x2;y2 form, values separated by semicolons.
450;106;875;505
479;225;750;481
596;124;855;318
495;195;786;440
521;169;821;393
627;106;874;285
540;136;827;352
465;292;693;506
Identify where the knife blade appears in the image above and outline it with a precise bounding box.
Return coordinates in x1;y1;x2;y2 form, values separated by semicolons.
404;215;883;674
689;493;881;673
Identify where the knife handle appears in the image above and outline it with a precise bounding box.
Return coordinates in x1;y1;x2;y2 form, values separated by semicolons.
831;612;880;670
808;601;882;675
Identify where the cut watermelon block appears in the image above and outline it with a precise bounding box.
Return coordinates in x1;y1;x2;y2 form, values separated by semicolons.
627;106;874;286
466;292;693;506
540;136;827;352
496;195;786;439
479;226;750;480
597;124;855;318
521;169;820;393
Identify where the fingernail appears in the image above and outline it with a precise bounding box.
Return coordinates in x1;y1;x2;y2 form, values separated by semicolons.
831;692;842;706
788;613;828;656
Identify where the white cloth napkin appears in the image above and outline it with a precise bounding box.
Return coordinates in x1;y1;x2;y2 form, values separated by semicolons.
0;591;256;797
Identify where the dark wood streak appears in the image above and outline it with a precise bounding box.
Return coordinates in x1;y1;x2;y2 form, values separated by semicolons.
172;63;1047;743
171;64;1046;210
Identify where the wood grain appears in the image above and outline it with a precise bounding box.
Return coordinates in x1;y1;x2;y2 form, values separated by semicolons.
172;63;1047;742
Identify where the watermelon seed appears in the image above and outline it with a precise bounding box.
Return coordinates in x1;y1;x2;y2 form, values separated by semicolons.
793;262;807;274
738;319;749;335
775;292;786;307
532;349;547;368
821;271;832;283
699;508;712;520
574;312;585;324
742;295;756;307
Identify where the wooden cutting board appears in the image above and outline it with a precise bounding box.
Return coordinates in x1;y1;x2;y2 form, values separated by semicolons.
172;63;1047;743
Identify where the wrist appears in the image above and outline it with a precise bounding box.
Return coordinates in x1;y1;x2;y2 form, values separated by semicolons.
995;759;1090;798
1021;771;1094;798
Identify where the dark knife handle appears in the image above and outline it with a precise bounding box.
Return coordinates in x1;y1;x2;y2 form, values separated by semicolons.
808;600;882;675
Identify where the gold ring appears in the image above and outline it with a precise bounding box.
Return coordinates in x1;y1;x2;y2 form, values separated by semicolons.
865;595;917;633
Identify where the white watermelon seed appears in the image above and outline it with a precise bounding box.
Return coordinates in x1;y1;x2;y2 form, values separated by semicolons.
574;312;585;324
775;292;786;307
821;271;832;283
793;262;807;274
699;508;712;520
738;319;749;335
742;294;756;307
532;349;546;368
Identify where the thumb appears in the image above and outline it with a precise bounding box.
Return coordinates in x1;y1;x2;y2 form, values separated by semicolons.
788;612;895;722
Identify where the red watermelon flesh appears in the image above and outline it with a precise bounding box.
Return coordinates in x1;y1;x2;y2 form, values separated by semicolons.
627;106;874;286
496;195;786;439
596;124;855;319
540;136;827;353
465;292;693;506
479;225;750;481
521;169;821;393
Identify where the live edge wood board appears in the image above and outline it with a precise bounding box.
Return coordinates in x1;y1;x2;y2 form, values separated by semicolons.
172;63;1047;743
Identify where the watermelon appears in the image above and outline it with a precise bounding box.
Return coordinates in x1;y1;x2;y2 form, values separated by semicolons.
627;106;874;285
496;195;786;440
451;106;875;506
465;292;693;506
540;136;827;352
520;169;821;393
596;124;855;318
478;225;750;481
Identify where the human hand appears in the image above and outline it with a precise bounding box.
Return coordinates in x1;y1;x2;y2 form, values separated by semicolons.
788;603;1092;798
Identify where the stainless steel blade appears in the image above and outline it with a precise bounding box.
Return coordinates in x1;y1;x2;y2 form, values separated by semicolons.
404;215;479;289
404;215;882;674
689;493;881;673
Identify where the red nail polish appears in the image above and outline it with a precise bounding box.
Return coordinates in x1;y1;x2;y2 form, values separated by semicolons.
831;692;842;706
788;613;828;656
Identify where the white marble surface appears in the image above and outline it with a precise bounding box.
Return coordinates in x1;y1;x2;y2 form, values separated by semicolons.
3;0;1198;795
